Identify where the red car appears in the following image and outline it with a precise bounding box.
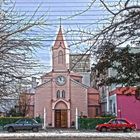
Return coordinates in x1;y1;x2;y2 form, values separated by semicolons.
96;118;136;132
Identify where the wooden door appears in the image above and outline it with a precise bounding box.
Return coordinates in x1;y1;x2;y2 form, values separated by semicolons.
55;110;61;128
61;110;67;127
55;110;67;128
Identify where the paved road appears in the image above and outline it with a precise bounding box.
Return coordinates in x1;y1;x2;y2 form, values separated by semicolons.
0;131;140;140
0;128;140;140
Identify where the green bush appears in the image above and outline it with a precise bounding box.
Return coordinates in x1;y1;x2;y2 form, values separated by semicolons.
0;117;23;127
78;117;115;129
35;116;43;123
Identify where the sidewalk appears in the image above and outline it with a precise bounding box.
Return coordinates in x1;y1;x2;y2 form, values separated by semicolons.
43;128;96;133
0;128;140;140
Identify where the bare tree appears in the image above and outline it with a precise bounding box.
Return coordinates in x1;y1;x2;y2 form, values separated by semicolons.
17;92;34;117
66;0;140;87
0;1;47;100
93;0;140;86
96;0;140;47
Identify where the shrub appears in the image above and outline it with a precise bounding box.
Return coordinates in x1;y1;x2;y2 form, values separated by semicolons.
78;117;115;129
0;117;23;127
35;116;43;123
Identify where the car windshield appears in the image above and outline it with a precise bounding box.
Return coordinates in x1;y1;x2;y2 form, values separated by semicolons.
26;119;38;124
108;119;116;124
107;119;130;124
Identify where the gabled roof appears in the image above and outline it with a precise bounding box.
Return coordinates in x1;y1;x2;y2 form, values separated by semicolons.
70;78;88;89
35;79;52;89
110;87;137;96
70;71;83;77
87;88;99;94
41;71;52;78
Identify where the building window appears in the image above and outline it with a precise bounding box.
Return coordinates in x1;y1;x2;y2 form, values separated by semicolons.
62;90;65;98
58;50;63;64
56;90;60;98
113;103;116;114
56;90;65;98
109;100;112;113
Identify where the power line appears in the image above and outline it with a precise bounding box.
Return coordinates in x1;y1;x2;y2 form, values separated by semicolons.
12;1;127;3
5;5;118;7
10;10;113;13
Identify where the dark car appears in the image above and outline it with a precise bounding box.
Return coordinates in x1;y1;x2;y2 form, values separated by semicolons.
3;118;42;132
96;118;136;132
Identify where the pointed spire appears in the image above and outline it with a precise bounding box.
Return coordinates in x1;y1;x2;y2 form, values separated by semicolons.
53;20;65;49
55;26;63;43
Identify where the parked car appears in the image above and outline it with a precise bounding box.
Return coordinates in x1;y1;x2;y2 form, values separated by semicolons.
96;118;136;132
3;118;42;132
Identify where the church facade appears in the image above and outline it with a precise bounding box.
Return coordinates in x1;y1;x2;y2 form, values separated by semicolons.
34;26;100;128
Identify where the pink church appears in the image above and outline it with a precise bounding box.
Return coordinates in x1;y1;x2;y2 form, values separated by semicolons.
34;26;100;128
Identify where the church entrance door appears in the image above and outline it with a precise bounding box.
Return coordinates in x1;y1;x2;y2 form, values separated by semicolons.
55;109;67;128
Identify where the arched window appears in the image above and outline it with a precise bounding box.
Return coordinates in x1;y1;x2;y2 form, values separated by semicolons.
62;90;65;98
58;50;63;64
56;90;60;98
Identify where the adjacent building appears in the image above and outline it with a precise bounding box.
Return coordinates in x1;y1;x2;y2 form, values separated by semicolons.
109;87;140;129
70;54;91;87
91;46;140;115
70;54;91;73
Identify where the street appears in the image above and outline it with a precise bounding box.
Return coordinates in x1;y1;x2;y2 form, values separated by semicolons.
0;130;140;140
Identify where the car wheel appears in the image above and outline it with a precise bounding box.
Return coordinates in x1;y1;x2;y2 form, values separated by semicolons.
101;127;107;132
32;127;39;132
125;128;132;132
8;127;14;132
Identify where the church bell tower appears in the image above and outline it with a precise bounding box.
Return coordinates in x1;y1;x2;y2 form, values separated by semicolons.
52;25;70;72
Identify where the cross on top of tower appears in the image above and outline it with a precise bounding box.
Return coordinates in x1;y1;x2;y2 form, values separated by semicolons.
59;17;62;28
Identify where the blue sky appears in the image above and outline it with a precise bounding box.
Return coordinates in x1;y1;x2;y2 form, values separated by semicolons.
5;0;116;73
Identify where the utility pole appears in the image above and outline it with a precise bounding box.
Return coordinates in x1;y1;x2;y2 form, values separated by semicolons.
106;85;110;113
106;68;110;114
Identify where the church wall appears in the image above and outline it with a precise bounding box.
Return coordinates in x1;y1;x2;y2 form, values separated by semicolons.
70;81;88;123
70;75;82;83
88;107;96;117
35;82;52;126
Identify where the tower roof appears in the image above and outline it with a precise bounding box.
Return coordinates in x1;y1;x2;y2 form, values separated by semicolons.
110;87;137;96
53;26;66;49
